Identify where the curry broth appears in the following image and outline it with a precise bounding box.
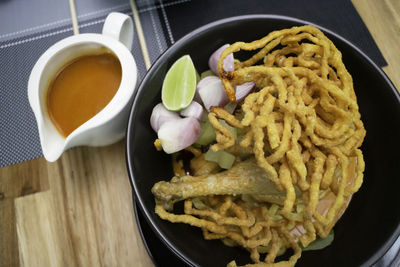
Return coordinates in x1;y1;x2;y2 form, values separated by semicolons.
46;52;122;137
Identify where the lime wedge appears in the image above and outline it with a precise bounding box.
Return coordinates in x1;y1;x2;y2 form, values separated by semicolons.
162;55;197;111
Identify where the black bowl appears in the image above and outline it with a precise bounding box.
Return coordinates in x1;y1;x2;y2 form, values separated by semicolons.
127;15;400;266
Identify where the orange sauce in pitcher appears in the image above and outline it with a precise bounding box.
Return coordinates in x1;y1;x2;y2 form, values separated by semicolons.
46;52;122;137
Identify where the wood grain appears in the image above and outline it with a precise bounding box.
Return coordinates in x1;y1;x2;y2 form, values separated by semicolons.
0;158;49;267
353;0;400;91
1;142;153;267
0;1;399;267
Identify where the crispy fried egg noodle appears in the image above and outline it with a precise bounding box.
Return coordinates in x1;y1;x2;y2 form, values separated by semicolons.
152;25;366;266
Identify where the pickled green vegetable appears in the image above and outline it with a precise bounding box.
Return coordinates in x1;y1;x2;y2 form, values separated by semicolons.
205;149;235;169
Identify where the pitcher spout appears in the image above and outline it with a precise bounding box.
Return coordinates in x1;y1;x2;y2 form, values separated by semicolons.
37;117;68;162
27;47;70;162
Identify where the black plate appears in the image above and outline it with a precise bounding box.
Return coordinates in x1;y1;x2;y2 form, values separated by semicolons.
134;199;186;266
127;15;400;267
134;197;400;267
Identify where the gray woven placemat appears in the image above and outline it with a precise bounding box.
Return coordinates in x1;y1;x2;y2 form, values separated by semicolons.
0;1;180;167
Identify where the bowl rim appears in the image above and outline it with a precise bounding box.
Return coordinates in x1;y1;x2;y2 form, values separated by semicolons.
126;14;400;267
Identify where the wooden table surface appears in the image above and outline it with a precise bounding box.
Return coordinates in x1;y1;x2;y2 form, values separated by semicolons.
1;1;399;266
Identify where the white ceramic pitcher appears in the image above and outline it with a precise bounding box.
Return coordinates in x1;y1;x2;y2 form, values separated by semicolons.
28;12;137;162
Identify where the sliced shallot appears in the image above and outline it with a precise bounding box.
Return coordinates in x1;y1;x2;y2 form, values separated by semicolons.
150;103;180;132
197;76;230;111
235;82;256;102
180;101;204;120
158;117;201;154
208;44;234;75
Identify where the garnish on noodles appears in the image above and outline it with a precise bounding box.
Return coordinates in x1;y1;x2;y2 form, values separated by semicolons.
150;25;366;266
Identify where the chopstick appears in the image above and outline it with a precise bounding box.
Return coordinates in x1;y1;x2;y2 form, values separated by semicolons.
130;0;151;70
68;0;150;70
69;0;80;35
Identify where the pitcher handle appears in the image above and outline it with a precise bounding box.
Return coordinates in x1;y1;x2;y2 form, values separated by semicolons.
102;12;134;51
